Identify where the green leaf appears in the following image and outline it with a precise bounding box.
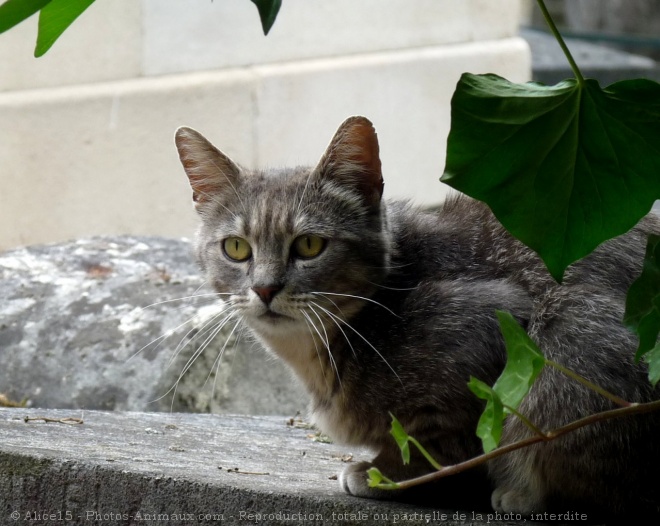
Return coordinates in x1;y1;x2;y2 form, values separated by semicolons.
366;467;399;490
367;466;385;487
35;0;95;57
644;343;660;388
250;0;281;35
389;413;410;464
468;312;546;453
0;0;52;34
441;73;660;282
624;234;660;361
468;377;504;453
388;414;443;470
493;311;546;409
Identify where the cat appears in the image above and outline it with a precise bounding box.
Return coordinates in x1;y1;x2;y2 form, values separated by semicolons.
174;116;660;520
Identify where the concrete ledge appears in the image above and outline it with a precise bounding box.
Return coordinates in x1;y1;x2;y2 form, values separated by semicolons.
0;409;532;526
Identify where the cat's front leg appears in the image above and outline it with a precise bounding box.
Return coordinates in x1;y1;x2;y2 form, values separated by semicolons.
339;448;427;499
339;460;385;498
491;485;545;515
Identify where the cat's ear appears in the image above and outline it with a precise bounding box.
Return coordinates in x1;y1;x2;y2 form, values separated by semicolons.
174;127;241;210
315;116;384;209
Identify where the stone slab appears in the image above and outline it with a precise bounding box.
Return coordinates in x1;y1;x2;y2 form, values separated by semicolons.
0;408;542;526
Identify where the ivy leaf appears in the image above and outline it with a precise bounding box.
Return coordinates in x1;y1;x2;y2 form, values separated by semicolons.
250;0;281;35
644;344;660;388
469;312;546;453
493;310;546;409
367;467;399;490
442;73;660;282
468;377;504;454
389;413;411;465
35;0;95;57
0;0;52;34
624;234;660;362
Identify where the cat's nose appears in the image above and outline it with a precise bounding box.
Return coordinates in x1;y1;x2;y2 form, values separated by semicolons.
252;285;283;306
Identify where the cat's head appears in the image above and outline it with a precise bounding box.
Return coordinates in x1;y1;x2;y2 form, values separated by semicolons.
174;116;390;340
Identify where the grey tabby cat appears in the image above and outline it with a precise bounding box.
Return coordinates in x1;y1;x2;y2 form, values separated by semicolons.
175;116;660;519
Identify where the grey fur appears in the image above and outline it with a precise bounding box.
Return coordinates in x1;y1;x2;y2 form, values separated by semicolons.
175;117;660;519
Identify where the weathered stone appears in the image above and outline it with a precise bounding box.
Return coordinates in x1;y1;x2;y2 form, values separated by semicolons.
0;236;306;415
0;408;533;526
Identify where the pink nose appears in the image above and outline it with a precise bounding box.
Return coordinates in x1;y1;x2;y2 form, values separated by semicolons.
252;285;282;305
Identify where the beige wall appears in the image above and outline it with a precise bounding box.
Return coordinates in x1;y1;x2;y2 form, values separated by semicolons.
0;0;530;250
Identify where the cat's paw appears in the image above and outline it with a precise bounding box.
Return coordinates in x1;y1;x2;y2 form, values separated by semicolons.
491;486;541;515
339;461;389;499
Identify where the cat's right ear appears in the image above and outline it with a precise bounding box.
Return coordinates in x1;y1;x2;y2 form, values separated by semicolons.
174;127;241;211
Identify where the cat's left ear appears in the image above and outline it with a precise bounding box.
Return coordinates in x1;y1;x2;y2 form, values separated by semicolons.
315;116;384;209
174;126;242;211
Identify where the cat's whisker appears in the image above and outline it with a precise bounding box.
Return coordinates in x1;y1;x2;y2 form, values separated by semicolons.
311;291;400;319
307;305;331;349
165;305;235;370
312;302;403;388
308;292;349;320
195;188;242;222
163;311;239;411
140;292;232;311
310;301;358;361
209;159;249;217
175;307;239;370
296;200;330;219
127;311;206;364
163;299;236;360
128;288;230;363
150;310;239;407
365;280;417;292
295;171;315;217
363;261;414;270
204;315;244;393
306;306;343;388
300;310;341;385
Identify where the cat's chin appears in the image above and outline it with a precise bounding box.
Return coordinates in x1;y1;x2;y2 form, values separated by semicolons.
260;310;288;321
246;309;302;334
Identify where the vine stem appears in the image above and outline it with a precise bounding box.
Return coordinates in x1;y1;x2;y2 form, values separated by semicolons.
546;359;632;408
384;399;660;491
535;0;585;85
503;404;546;438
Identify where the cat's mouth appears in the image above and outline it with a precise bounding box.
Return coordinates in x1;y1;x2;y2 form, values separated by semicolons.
260;309;288;321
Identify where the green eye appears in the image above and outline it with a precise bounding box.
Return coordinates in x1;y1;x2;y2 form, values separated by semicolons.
293;235;325;259
223;237;252;261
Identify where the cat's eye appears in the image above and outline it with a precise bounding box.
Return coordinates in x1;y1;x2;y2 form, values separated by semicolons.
223;237;252;262
292;235;325;259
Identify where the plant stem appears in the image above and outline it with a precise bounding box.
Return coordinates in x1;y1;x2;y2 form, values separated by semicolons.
409;437;443;471
503;404;546;438
546;359;632;408
382;398;660;491
535;0;585;85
